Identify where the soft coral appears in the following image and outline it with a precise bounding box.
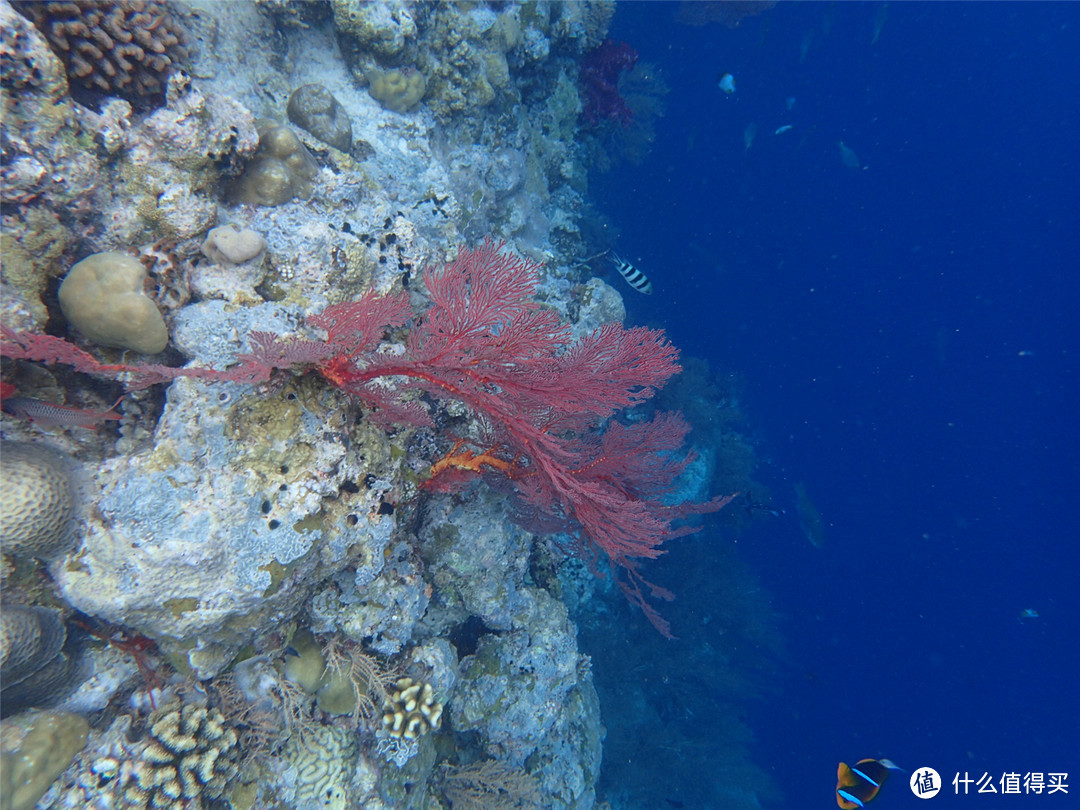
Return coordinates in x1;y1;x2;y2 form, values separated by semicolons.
306;239;733;635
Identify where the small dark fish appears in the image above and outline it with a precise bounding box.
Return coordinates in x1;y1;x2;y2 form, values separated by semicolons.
2;395;123;430
837;758;901;809
609;252;653;295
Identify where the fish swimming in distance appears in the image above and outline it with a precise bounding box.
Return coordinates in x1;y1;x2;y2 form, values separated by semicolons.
838;140;862;169
718;72;736;94
794;481;825;547
837;758;902;808
744;122;757;151
609;252;653;295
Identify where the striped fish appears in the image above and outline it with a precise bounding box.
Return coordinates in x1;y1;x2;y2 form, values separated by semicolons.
1;395;123;429
609;252;653;295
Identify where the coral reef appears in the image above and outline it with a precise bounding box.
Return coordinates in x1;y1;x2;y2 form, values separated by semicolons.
101;73;259;244
331;0;416;57
0;710;89;810
58;251;169;354
451;588;602;806
0;0;759;806
0;1;101;328
13;0;188;108
51;363;400;678
0;441;80;561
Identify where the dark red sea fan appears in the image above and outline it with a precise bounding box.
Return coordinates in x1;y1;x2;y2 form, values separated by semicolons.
579;39;639;127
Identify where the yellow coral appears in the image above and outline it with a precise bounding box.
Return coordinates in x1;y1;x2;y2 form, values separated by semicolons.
366;68;426;114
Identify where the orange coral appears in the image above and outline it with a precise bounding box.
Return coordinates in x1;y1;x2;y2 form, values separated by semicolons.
429;440;516;479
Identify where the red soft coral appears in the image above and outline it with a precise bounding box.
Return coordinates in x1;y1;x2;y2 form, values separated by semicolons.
310;239;733;635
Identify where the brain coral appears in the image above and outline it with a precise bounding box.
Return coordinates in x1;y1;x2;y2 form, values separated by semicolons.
13;0;188;108
0;441;80;561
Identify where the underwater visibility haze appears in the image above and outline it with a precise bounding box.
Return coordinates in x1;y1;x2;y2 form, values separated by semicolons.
0;2;1076;810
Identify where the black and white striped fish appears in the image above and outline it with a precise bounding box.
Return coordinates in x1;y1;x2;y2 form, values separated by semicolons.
609;252;653;295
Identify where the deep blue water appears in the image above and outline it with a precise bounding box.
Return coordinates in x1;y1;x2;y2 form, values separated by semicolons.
589;3;1078;807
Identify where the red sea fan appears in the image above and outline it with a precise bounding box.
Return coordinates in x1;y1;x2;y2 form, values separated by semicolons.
312;239;733;635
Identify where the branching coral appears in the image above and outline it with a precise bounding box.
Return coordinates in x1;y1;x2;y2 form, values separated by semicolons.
13;0;188;108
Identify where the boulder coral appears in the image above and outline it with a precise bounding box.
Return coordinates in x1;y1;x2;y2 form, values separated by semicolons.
287;82;352;152
366;66;426;114
229;122;319;206
200;224;267;266
58;251;169;354
0;710;89;810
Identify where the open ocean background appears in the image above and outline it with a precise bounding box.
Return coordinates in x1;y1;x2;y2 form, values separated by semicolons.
587;3;1078;807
